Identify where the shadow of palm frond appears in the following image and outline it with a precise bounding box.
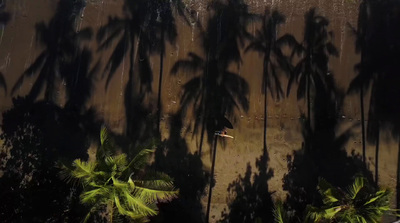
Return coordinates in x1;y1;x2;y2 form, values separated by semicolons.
97;0;190;91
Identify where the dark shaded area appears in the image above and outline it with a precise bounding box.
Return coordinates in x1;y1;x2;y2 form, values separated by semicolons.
282;94;371;220
216;8;293;223
150;109;209;223
283;67;372;221
171;0;252;155
347;0;400;212
219;150;274;223
0;97;101;222
0;1;102;221
282;8;373;220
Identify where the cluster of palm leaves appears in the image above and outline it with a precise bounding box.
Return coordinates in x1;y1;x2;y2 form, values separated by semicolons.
65;127;178;222
274;177;396;223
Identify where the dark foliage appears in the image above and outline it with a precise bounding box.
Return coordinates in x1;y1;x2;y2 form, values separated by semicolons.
151;109;209;223
283;78;373;220
219;151;274;223
0;97;101;222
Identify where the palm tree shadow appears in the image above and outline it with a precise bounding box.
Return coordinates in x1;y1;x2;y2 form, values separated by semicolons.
150;109;210;223
97;0;187;141
287;8;338;129
245;8;296;154
219;150;274;222
11;0;92;103
171;0;254;155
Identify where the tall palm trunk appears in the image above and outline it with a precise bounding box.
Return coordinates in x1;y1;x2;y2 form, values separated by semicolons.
206;135;218;223
198;52;210;155
126;35;136;138
156;24;165;135
126;32;141;138
199;115;206;155
263;54;269;154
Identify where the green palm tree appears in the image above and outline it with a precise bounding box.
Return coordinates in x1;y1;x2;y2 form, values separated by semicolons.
287;8;338;129
306;177;395;223
66;128;178;222
245;9;295;153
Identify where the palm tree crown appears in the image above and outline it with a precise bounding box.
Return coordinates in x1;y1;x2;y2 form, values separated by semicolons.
306;177;394;223
66;127;178;222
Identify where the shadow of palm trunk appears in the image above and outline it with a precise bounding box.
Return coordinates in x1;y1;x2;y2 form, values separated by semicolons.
156;25;165;134
206;135;218;223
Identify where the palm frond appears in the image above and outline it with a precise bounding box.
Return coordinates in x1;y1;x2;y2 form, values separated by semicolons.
125;148;154;172
348;176;365;199
81;186;110;204
122;190;158;217
71;159;98;180
273;200;288;223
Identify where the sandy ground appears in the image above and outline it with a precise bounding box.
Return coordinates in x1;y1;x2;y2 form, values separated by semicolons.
1;0;400;222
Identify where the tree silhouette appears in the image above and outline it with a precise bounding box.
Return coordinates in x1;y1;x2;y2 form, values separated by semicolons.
0;96;102;222
219;151;274;222
287;8;338;130
11;0;92;103
171;0;253;155
245;9;295;153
